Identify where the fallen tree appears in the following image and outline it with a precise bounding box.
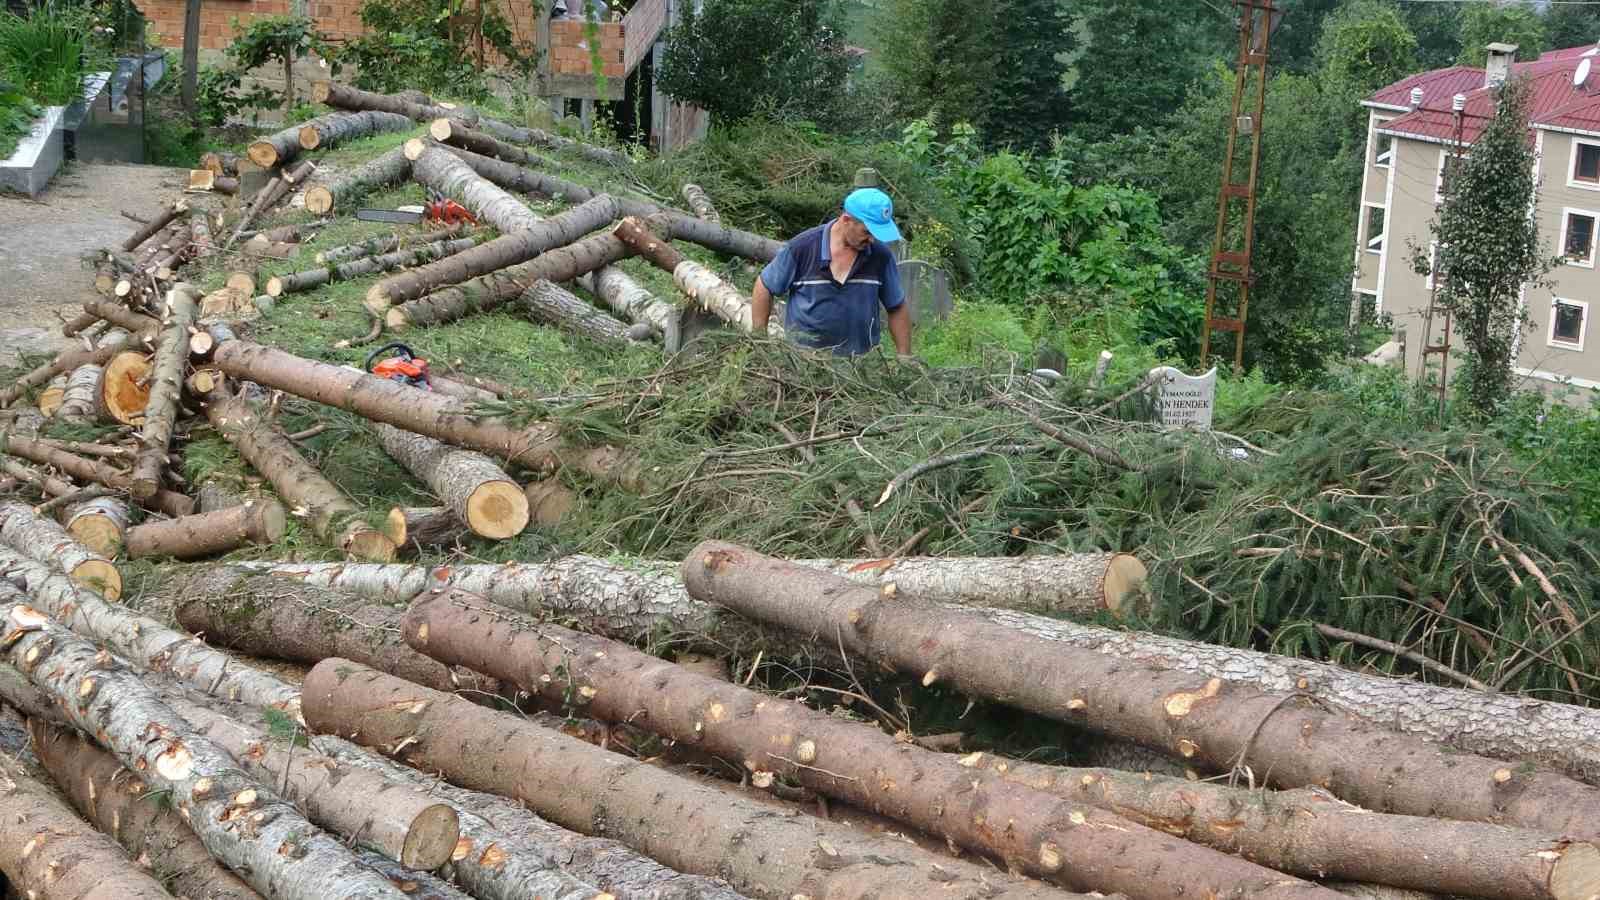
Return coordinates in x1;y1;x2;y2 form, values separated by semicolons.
0;328;137;408
403;589;1349;900
373;423;529;539
303;659;1080;900
81;299;160;337
267;235;480;298
518;279;636;346
382;506;470;551
124;499;286;559
614;217;768;335
408;144;543;233
129;283;200;499
364;193;621;312
312;81;479;127
681;541;1600;840
28;720;264;900
579;265;677;338
316;222;471;265
303;148;412;216
0;500;122;599
429;117;551;168
204;390;396;560
298;109;414;153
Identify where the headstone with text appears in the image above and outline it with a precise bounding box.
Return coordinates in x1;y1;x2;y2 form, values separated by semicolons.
1150;365;1217;430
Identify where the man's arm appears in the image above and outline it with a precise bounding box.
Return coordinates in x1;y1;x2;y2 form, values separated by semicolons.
751;277;773;335
753;244;795;336
886;303;912;355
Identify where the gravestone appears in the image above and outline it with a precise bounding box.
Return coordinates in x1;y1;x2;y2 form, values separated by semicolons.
897;259;953;325
1150;365;1217;430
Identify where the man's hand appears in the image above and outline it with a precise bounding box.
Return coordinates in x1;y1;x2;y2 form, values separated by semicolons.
751;278;773;336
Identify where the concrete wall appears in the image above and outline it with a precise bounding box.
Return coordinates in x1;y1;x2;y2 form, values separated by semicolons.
1519;130;1600;389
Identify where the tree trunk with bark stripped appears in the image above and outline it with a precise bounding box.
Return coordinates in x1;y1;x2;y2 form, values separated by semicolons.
125;499;286;559
682;541;1600;840
61;494;129;558
613;218;768;334
388;231;630;329
382;506;470;552
407;144;543;233
429;117;550;167
580;265;676;338
297;110;413;152
403;590;1347;900
268;237;479;297
302;659;1084;900
312;81;478;126
28;720;264;900
130;284;200;499
681;183;720;223
204;392;394;560
0;330;137;408
303;148;412;216
518;279;633;346
0;603;413;900
121;199;185;252
211;341;564;468
373;424;529;539
0;500;122;599
317;223;470;265
365;194;620;312
0;740;174;900
0;432;193;518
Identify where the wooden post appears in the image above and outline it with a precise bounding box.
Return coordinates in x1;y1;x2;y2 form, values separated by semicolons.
182;0;201;123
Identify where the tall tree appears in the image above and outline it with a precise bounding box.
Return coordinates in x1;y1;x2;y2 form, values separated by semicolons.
1317;0;1418;149
1429;77;1551;418
1400;2;1461;70
981;0;1077;149
870;0;995;133
1544;5;1600;53
1457;4;1546;65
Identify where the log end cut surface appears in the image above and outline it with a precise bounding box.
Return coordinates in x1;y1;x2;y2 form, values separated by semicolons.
1552;842;1600;900
67;514;124;559
1104;552;1149;616
345;528;400;562
69;557;122;600
304;186;334;216
466;480;530;539
246;140;279;168
100;351;152;425
402;802;463;870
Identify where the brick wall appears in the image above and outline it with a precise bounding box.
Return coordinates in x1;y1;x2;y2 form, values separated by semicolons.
548;20;624;78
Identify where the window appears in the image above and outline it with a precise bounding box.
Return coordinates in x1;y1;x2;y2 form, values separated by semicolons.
1564;209;1599;266
1374;132;1394;168
1575;142;1600;184
1364;205;1386;254
1550;298;1588;350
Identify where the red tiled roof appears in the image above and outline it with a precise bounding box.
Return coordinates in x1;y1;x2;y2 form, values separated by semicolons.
1373;48;1600;145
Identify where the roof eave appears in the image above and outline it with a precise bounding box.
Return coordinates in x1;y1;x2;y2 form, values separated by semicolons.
1535;121;1600;140
1375;127;1470;148
1362;100;1410;112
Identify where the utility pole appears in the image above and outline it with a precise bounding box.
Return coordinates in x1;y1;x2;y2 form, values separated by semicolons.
182;0;201;124
1198;0;1278;375
1417;92;1468;420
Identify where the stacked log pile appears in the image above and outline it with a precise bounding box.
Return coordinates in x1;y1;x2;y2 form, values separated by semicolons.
2;81;1599;900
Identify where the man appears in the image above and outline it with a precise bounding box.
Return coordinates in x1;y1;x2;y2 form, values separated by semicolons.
752;188;912;357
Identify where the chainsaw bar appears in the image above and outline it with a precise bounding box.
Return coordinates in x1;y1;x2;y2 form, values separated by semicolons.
355;206;426;224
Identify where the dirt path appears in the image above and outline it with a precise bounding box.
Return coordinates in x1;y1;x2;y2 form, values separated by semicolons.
0;162;187;367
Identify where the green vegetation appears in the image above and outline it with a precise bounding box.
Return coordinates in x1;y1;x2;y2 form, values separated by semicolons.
0;8;90;106
0;81;41;160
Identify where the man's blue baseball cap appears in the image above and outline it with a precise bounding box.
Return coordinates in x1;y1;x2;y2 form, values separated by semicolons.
843;188;902;244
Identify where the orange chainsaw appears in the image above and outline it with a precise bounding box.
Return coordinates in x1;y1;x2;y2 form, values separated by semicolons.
365;343;432;390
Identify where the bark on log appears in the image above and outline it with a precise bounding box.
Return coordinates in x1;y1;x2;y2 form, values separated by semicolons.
212;175;239;195
317;223;469;265
810;553;1148;616
682;541;1600;840
82;299;159;338
658;214;782;264
0;500;122;599
189;209;213;253
125;499;286;559
681;183;720;224
121;199;185;252
303;659;1081;900
373;424;528;539
28;720;264;900
0;602;414;900
243;237;300;259
202;150;241;176
62;308;101;336
0;548;302;717
298;110;413;152
61;494;130;559
0;459;76;502
249;111;375;167
203;392;395;560
164;696;461;872
429;117;550;168
211;341;564;468
404;591;1345;900
518;279;633;346
268;237;479;298
303;148;412;216
0;330;137;408
427;374;499;404
579;265;676;338
673;259;770;335
382;506;470;552
407;145;543;233
0;432;193;518
130;284;200;499
0;739;174;900
459;118;630;167
524;479;577;525
312;81;478;126
197;477;243;513
36;373;67;417
97;348;151;425
364;194;620;312
388;230;630;330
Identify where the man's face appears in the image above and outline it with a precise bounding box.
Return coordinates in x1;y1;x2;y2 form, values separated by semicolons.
838;214;872;251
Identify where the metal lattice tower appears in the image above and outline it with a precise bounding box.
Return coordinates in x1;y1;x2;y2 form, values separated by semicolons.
1198;0;1277;374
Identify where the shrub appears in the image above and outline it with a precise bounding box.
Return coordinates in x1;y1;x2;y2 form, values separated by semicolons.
0;9;88;105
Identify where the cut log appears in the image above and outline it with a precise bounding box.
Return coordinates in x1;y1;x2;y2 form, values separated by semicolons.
189;167;216;190
204;391;395;560
82;299;159;337
317;222;469;265
0;500;122;599
282;158;317;184
121;199;185;252
0;432;194;518
429;117;551;167
0;738;173;900
0;602;413;900
197;477;244;513
388;230;630;330
255;222;320;244
404;590;1345;900
0;549;301;717
0;458;77;501
579;265;676;338
682;541;1600;840
303;659;1078;900
365;194;620;312
681;183;720;223
312;81;479;126
303;147;411;216
613;217;770;334
201;150;241;176
426;374;498;404
170;567;471;694
125;499;285;559
406;144;543;233
28;720;264;900
212;175;239;194
810;553;1148;616
456;117;629;167
61;494;130;558
97;348;152;425
61;308;101;336
36;372;67;417
186;366;225;398
298;110;413;152
658;213;783;264
517;279;633;346
243;237;300;259
270;236;479;298
524;479;576;526
165;696;461;872
130;283;200;499
382;506;470;551
226;271;258;295
189;208;213;252
249;112;363;167
0;329;136;408
373;423;528;539
211;341;564;467
199;287;253;319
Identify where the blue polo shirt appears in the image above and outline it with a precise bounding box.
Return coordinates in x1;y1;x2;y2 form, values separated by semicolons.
759;220;904;356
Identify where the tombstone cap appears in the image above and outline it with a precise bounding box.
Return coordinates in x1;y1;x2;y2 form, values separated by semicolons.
843;188;902;244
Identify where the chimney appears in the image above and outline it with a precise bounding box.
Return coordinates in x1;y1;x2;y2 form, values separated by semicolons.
1409;87;1424;110
1485;42;1518;88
